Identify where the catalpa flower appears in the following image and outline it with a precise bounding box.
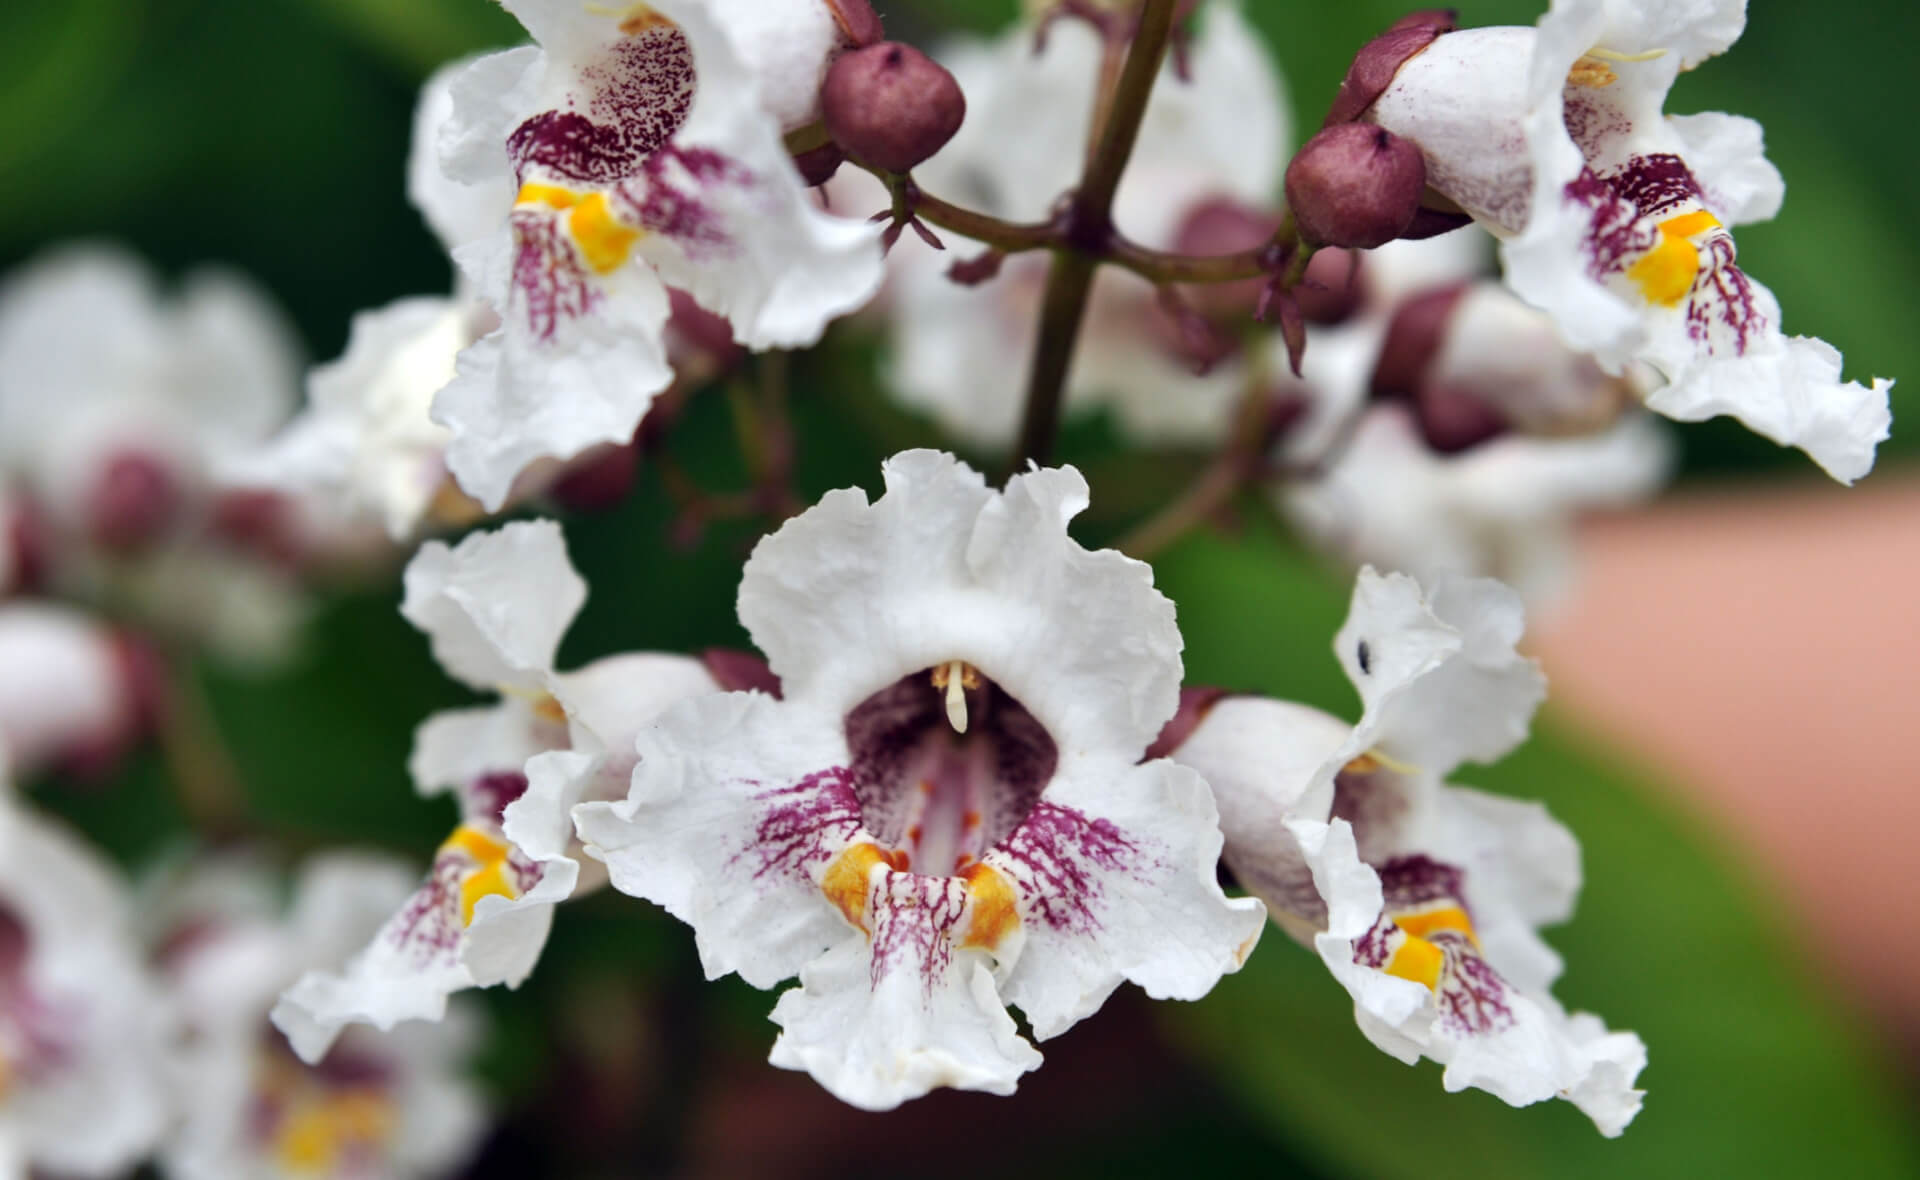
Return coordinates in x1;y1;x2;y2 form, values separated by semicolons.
158;853;486;1180
1365;0;1892;482
0;763;170;1178
575;451;1265;1109
273;521;720;1062
1169;569;1646;1134
1283;406;1670;604
0;605;155;780
433;0;884;509
879;2;1288;448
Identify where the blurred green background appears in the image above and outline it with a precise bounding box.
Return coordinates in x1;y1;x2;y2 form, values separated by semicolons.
4;1;1916;1177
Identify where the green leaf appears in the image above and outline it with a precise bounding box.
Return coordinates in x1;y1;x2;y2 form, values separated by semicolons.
1150;526;1920;1178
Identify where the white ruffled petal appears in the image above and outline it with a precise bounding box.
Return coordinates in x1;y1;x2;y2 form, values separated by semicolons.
411;61;516;255
767;919;1039;1110
989;756;1265;1039
1666;111;1782;226
400;519;586;692
574;690;855;988
1336;569;1546;777
408;702;547;798
739;450;1182;757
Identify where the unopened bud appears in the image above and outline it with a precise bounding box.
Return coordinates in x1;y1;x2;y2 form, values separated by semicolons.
1294;248;1364;325
89;451;181;552
825;0;884;48
1170;196;1281;322
821;43;966;173
702;647;783;697
1413;383;1508;454
1285;124;1426;250
1144;686;1232;761
1371;281;1468;400
1322;13;1456;127
793;141;845;187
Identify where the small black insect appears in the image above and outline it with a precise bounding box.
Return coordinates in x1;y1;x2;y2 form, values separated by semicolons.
1356;639;1372;674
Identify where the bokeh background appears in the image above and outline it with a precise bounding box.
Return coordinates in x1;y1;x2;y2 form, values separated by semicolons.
2;0;1916;1176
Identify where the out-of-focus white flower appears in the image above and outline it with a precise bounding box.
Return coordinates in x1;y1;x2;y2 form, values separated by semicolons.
156;853;486;1180
0;604;152;780
0;768;170;1177
1169;569;1645;1135
273;521;719;1062
0;245;321;659
430;0;883;510
1283;405;1671;604
575;451;1264;1110
882;2;1288;448
1367;0;1892;482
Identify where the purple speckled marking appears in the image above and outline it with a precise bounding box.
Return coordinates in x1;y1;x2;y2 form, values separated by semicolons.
1331;768;1413;865
619;147;753;260
1376;854;1468;914
992;801;1142;935
1353;856;1515;1037
383;824;545;965
1565;155;1768;357
508;24;693;187
867;872;970;999
464;771;529;825
510;209;599;342
746;767;863;882
1561;92;1631;159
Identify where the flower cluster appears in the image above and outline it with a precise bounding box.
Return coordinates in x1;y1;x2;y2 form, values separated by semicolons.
0;0;1899;1171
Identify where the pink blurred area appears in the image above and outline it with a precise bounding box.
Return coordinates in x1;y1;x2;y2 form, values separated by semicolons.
1535;473;1920;1054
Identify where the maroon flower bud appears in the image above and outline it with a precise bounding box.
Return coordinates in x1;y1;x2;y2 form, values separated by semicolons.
664;286;742;379
4;498;49;593
1294;248;1364;325
549;441;639;514
793;141;845;187
88;451;182;552
1370;281;1469;400
210;489;301;566
1414;383;1509;454
702;647;783;697
1144;686;1232;761
1170;196;1282;322
825;0;884;48
1322;13;1456;127
821;43;966;173
1285;124;1426;250
0;905;27;978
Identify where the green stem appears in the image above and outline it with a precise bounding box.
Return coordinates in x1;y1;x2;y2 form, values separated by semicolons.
1011;0;1179;471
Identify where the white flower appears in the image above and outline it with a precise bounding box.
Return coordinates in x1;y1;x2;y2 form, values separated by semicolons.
0;604;148;779
1169;569;1646;1135
574;451;1264;1110
882;2;1288;448
431;0;883;509
0;775;170;1178
272;520;719;1062
1367;1;1892;482
156;852;487;1180
1284;405;1671;604
0;245;317;657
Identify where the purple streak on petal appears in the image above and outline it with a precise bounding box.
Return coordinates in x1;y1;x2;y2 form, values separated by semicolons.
746;767;864;882
1375;854;1468;913
868;872;969;998
621;147;754;261
508;25;694;186
994;801;1142;935
1431;930;1516;1036
464;771;531;825
1688;233;1764;354
511;209;599;342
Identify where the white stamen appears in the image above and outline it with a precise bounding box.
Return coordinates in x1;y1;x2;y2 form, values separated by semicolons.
1586;46;1668;63
943;660;969;734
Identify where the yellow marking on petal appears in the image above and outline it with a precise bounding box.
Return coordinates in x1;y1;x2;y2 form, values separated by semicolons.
822;842;906;932
515;182;581;211
1627;209;1724;307
532;693;568;726
443;824;511;865
1382;904;1478;991
440;824;521;926
960;862;1019;950
566;191;643;274
1395;904;1477;946
1384;934;1446;989
1343;748;1420;777
274;1087;395;1176
460;860;518;925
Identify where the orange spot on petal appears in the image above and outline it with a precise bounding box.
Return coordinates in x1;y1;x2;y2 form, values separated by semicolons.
960;862;1019;950
822;843;902;932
